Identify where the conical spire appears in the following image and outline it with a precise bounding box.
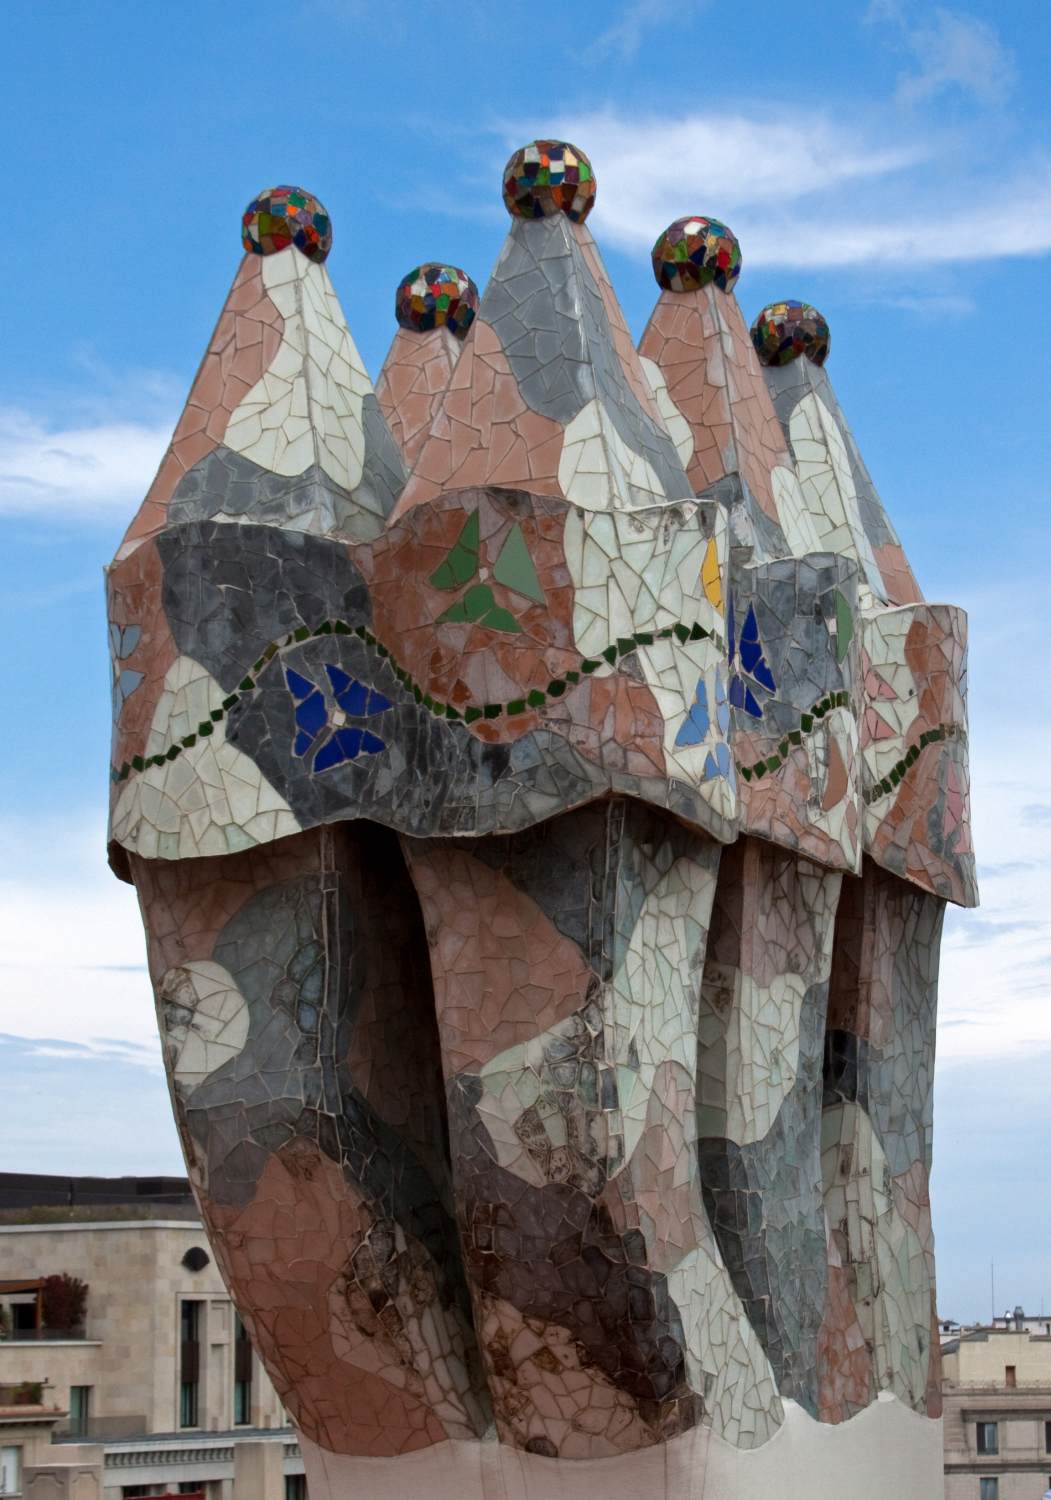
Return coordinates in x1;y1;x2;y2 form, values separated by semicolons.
638;217;820;561
116;185;405;562
393;142;692;518
751;301;921;606
375;263;477;469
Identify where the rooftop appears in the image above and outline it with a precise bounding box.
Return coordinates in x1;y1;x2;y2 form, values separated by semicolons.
0;1173;196;1226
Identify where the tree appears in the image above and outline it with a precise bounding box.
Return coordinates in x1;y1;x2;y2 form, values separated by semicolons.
40;1274;88;1333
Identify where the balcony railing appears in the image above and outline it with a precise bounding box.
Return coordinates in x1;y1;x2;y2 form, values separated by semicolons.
55;1413;149;1441
0;1326;88;1342
944;1380;1051;1392
0;1380;55;1407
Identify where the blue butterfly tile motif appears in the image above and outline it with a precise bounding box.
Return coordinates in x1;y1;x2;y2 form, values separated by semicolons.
674;677;710;748
696;672;736;789
285;665;392;772
726;593;775;719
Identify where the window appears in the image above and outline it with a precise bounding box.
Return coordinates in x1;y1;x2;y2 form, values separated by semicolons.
10;1303;36;1335
179;1299;201;1429
1005;1364;1017;1388
977;1421;999;1455
234;1312;252;1426
69;1384;91;1436
0;1445;22;1496
979;1480;998;1500
1046;1420;1051;1453
285;1478;307;1500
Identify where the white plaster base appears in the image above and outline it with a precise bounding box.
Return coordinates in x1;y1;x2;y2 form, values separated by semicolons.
300;1395;943;1499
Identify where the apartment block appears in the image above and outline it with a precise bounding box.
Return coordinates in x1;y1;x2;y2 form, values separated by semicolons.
0;1174;304;1500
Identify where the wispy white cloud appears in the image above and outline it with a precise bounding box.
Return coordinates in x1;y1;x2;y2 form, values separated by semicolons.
936;578;1051;1064
587;0;711;62
867;2;1017;106
0;406;172;520
0;813;159;1062
497;106;1051;271
0;1034;180;1173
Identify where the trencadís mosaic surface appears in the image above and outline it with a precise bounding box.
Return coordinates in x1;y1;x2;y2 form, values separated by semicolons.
107;148;974;1499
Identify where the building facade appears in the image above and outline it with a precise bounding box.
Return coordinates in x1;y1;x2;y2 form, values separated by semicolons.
0;1175;304;1499
943;1325;1051;1500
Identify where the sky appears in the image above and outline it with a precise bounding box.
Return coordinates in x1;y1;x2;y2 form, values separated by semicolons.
1;0;1049;1324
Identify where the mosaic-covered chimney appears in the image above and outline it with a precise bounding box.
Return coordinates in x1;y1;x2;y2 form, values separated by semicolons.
106;143;975;1499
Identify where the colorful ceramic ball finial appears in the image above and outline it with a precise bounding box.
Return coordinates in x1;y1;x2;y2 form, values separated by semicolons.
651;216;742;294
395;264;479;339
751;300;830;367
502;140;596;224
242;185;332;264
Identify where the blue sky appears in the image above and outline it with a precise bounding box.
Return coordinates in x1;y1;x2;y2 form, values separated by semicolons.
1;0;1049;1323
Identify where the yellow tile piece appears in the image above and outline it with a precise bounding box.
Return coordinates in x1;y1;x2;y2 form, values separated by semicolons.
701;536;723;612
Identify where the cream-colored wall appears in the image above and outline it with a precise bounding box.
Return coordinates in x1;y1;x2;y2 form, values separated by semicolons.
0;1223;286;1436
946;1476;1051;1500
947;1332;1051;1387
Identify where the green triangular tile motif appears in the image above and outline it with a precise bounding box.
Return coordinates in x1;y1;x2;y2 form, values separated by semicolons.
437;584;521;634
493;522;545;604
834;588;854;665
429;511;480;590
480;603;522;633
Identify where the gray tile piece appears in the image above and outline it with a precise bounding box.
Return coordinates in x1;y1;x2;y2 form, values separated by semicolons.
484;216;692;505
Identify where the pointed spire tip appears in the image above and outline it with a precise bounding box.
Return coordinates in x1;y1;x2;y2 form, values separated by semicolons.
503;140;596;223
751;300;830;367
651;216;741;294
242;185;332;264
395;263;478;337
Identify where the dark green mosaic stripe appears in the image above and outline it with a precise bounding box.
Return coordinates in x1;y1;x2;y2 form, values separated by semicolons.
861;723;962;806
111;617;722;782
737;690;851;783
111;618;962;805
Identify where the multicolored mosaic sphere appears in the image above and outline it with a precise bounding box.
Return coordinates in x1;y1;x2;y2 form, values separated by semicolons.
651;217;741;294
242;186;332;264
395;264;479;338
503;141;596;224
751;301;830;366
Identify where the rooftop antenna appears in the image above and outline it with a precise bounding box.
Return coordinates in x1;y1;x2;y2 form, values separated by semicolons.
991;1260;995;1325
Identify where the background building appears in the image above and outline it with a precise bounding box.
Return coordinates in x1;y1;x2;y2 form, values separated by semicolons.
943;1315;1051;1500
0;1174;304;1499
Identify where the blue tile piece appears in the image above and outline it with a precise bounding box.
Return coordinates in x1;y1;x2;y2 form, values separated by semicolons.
703;742;734;782
727;598;774;713
286;669;315;700
294;690;327;737
739;603;761;672
118;668;144;701
715;669;730;735
752;660;777;694
674;678;710;748
109;622;142;660
313;726;386;773
286;668;327;757
325;664;393;717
